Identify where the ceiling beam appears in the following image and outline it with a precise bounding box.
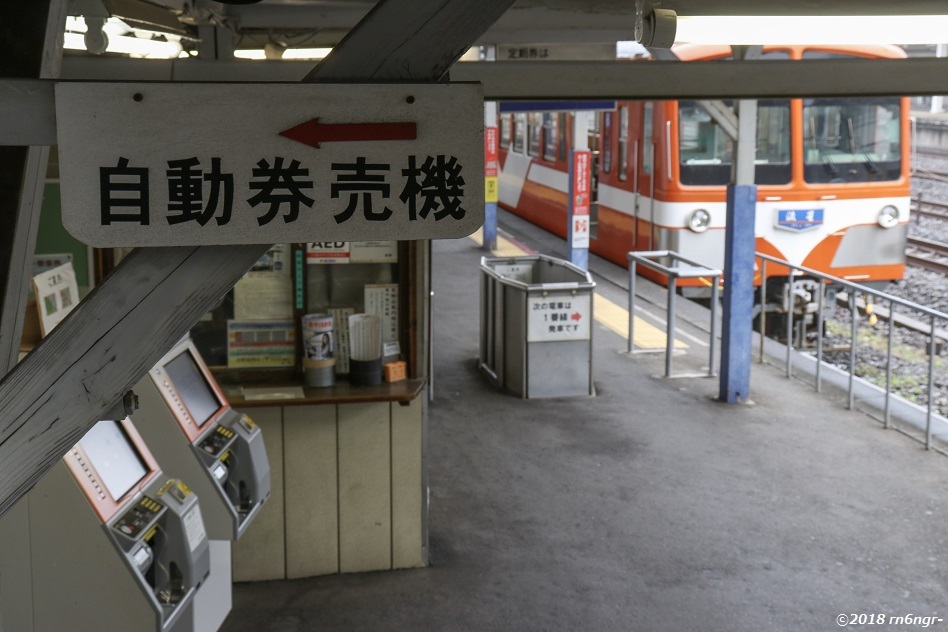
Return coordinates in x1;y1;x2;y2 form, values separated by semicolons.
450;57;948;99
56;55;948;98
11;54;948;148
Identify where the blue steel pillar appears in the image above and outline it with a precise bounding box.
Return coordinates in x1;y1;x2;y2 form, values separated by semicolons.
566;149;589;270
718;184;757;402
484;199;497;251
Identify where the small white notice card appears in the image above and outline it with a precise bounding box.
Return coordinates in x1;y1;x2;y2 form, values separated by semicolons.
33;262;79;337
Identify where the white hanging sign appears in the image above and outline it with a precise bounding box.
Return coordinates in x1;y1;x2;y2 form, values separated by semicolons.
55;82;485;247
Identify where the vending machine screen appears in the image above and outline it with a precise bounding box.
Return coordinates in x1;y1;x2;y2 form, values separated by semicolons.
163;351;223;427
78;420;149;501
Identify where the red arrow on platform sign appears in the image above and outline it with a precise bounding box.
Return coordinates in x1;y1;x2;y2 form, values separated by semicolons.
279;118;417;148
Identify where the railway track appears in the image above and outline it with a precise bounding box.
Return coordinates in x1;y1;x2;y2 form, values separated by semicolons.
911;197;948;221
913;167;948;184
906;236;948;274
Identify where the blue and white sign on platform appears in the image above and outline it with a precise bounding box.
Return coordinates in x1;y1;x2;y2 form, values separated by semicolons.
775;209;824;232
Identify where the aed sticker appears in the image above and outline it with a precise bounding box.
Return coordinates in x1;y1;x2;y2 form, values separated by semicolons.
183;506;207;553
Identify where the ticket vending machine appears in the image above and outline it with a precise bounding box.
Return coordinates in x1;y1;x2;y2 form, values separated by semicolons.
0;417;210;632
133;336;270;630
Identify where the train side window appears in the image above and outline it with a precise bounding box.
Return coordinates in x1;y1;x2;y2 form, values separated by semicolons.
587;113;599;154
642;103;654;175
618;105;630;181
513;113;526;154
558;113;568;161
500;114;511;149
527;113;542;157
602;112;613;173
543;113;558;162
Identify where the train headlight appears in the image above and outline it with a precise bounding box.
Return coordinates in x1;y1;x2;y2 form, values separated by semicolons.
877;205;900;229
687;209;711;233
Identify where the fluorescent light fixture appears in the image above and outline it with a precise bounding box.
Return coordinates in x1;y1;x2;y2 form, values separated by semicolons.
64;16;184;58
234;48;332;60
675;15;948;46
282;47;332;60
64;32;183;58
234;49;267;60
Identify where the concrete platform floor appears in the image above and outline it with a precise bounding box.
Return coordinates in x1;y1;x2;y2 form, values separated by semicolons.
222;222;948;632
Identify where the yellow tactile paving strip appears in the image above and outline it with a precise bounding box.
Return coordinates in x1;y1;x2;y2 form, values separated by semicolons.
467;229;687;350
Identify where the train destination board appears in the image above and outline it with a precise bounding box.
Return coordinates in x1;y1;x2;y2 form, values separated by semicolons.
55;82;484;247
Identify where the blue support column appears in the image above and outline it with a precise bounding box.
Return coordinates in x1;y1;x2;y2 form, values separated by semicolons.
718;184;757;403
483;201;497;251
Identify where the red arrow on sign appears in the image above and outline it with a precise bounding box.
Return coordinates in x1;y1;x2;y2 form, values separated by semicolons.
570;312;582;322
279;118;417;148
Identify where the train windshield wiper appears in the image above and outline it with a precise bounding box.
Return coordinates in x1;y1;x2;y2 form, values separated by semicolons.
809;115;838;178
848;116;879;174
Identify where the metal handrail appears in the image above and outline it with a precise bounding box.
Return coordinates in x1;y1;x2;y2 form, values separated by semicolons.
627;250;721;378
756;252;948;450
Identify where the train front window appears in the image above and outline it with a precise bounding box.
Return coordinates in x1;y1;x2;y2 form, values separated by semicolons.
803;97;901;183
678;100;791;186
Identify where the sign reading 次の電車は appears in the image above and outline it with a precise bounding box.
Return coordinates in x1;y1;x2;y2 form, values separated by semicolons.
55;82;485;247
527;292;591;342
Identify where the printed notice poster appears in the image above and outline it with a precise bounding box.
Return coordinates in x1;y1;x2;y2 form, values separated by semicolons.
350;241;397;263
526;292;591;342
234;244;293;320
33;262;79;337
226;320;295;367
485;126;499;203
365;284;400;357
570;150;592;249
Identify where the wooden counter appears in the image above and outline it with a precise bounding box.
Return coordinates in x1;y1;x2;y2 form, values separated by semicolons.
228;378;427;581
220;378;425;408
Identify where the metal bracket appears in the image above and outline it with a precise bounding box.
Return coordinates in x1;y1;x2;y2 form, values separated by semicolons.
103;390;139;421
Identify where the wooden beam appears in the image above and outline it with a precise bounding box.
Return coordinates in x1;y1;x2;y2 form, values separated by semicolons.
0;1;66;374
305;0;519;81
0;0;519;518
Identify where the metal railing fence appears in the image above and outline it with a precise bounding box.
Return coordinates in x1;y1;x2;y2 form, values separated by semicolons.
757;252;948;450
627;250;721;378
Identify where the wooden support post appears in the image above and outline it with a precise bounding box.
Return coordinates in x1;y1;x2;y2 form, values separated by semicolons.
0;0;519;519
0;1;66;374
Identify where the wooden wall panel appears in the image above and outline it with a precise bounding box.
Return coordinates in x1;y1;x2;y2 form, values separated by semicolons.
338;402;391;573
391;397;425;569
284;405;339;578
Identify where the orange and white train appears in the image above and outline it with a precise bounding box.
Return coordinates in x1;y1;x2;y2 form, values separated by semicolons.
498;44;911;317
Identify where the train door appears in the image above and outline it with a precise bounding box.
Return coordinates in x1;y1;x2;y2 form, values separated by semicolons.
589;112;603;237
640;102;655;250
